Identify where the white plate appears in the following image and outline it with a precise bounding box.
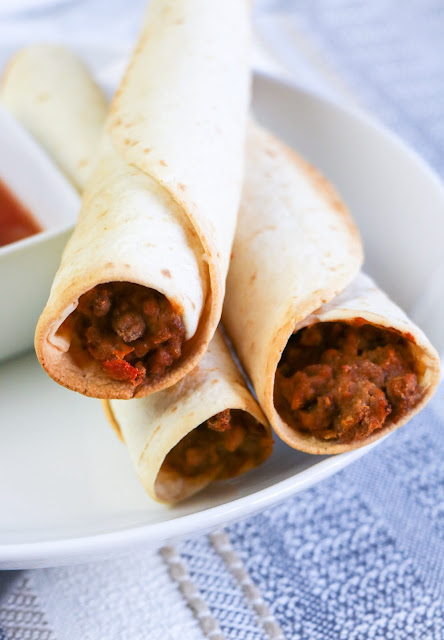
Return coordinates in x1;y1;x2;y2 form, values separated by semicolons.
1;70;444;569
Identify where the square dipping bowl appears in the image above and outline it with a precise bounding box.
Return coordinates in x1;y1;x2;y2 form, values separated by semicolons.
0;105;80;361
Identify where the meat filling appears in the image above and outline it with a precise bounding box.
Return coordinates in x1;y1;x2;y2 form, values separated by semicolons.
275;321;422;444
64;282;186;385
162;409;272;480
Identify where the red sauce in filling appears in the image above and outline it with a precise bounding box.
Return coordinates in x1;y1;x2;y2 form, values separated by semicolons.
65;282;186;386
0;179;41;248
162;409;272;479
275;321;422;444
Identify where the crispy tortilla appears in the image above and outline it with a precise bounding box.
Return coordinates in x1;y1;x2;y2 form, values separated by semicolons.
223;123;440;452
31;0;251;398
104;330;272;503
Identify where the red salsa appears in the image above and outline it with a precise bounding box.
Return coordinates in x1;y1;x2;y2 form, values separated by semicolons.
0;179;41;248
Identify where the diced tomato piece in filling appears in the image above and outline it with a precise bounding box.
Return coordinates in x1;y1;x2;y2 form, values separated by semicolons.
102;358;144;384
65;283;186;385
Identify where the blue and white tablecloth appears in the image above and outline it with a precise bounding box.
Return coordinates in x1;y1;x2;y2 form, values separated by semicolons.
0;2;443;638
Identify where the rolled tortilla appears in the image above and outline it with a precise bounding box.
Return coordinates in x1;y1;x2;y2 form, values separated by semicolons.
1;45;107;192
223;123;441;453
104;330;272;503
31;0;251;399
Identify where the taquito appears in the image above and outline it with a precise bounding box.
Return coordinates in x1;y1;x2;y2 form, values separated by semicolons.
104;330;272;503
1;45;107;192
223;123;441;453
3;45;272;503
32;0;251;399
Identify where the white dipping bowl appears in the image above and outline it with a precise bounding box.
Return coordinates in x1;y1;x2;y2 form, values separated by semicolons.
0;105;80;361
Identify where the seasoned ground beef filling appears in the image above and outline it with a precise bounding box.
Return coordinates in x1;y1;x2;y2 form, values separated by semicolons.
67;282;185;385
275;321;422;444
162;409;272;479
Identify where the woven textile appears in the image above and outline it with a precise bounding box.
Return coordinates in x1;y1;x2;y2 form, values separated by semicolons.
256;0;444;176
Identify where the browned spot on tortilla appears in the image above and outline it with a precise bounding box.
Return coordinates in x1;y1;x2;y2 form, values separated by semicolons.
37;92;50;102
144;148;151;153
230;251;234;259
98;210;108;219
250;225;277;241
211;379;219;385
171;406;178;413
78;158;88;168
111;87;122;103
351;317;366;327
114;118;122;126
159;160;168;167
105;262;114;268
151;425;162;438
378;326;416;344
250;273;257;283
161;269;172;279
124;263;130;268
174;19;184;24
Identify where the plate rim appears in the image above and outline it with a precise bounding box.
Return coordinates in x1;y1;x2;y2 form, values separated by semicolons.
254;70;444;220
0;443;377;569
